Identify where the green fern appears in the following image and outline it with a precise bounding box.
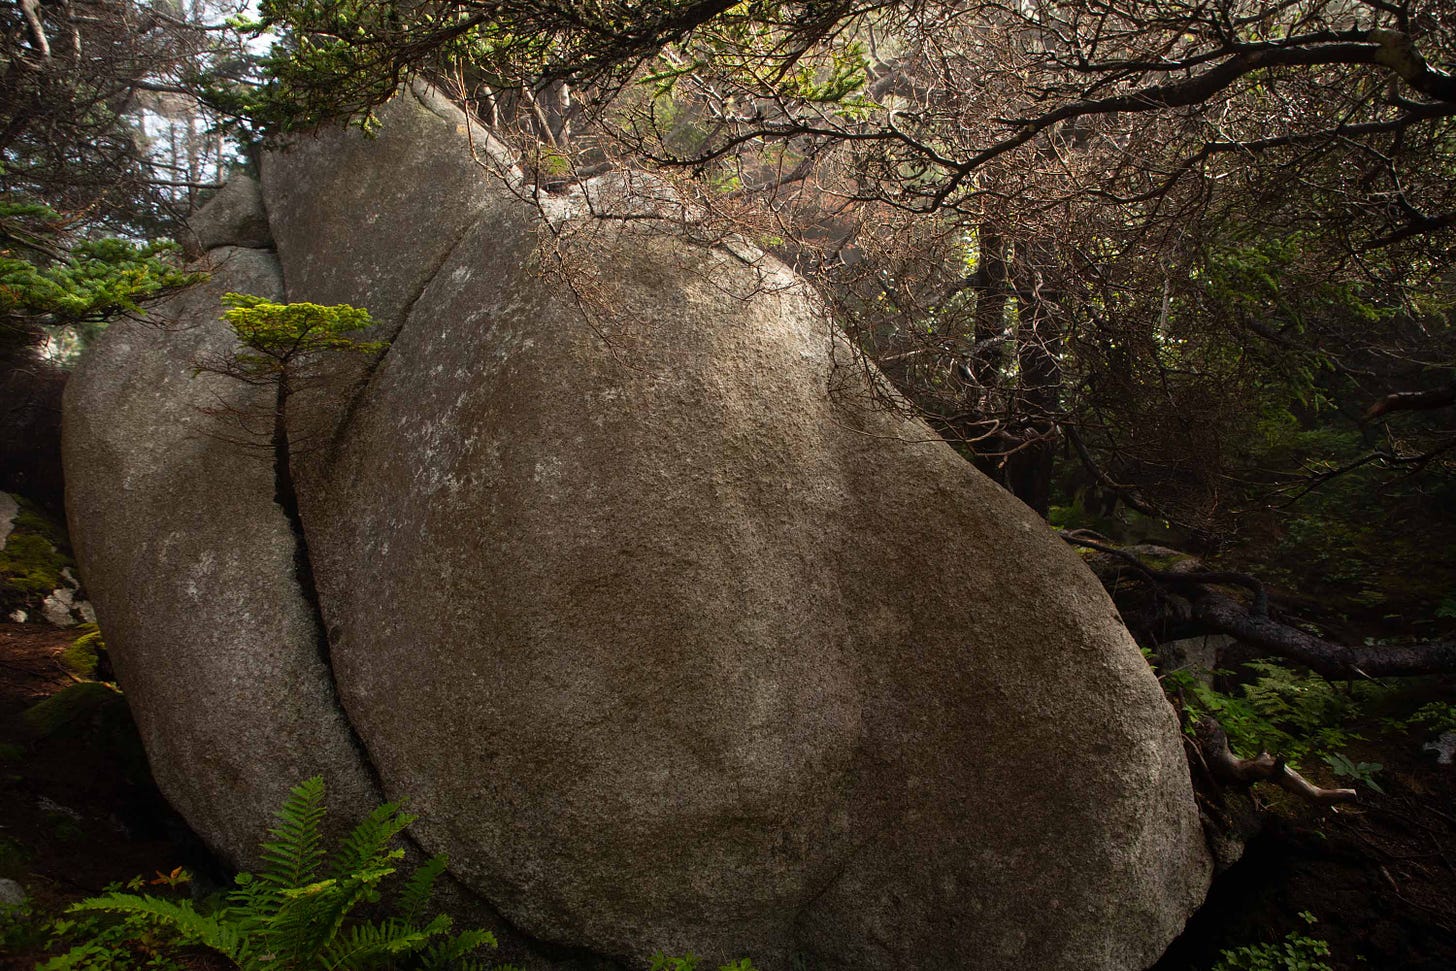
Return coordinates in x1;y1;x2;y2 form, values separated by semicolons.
397;856;448;924
259;775;329;890
45;891;247;966
1163;660;1374;771
52;777;495;970
327;800;416;880
320;917;444;970
1212;911;1333;970
419;928;498;971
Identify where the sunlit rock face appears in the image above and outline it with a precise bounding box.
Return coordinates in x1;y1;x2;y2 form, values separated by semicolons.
65;83;1211;971
62;243;381;864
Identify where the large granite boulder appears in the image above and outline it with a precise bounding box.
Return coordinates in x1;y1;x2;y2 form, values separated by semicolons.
62;244;382;863
64;84;1211;970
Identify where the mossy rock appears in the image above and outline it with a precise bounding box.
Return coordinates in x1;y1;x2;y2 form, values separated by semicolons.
21;682;122;739
60;625;105;679
0;837;33;880
0;534;67;598
20;683;150;784
0;494;75;613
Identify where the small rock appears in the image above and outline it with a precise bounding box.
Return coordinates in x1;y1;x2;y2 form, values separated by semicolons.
8;609;27;623
1424;731;1456;765
0;492;17;550
189;176;273;252
0;878;27;907
36;795;83;820
42;587;78;627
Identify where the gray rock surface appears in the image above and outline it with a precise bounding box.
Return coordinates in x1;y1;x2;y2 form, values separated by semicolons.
278;92;1210;969
1426;731;1456;765
189;176;272;252
259;83;524;468
65;88;1212;970
261;83;517;331
0;877;25;907
0;493;17;548
40;585;78;626
62;245;381;865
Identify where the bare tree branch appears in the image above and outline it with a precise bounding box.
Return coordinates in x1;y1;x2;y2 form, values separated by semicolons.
1064;534;1456;677
1365;378;1456;420
1196;718;1358;803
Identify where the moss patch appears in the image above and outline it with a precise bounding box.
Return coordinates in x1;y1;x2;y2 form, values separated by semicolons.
20;683;123;740
19;683;149;783
60;626;105;679
0;494;75;614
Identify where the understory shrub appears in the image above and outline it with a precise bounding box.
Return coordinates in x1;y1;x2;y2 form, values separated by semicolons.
42;777;495;970
1211;912;1333;971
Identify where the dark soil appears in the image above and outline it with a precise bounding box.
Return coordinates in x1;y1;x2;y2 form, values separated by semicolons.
0;622;223;970
2;621;1455;970
1155;718;1456;970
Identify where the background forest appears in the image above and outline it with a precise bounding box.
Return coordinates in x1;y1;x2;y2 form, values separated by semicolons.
1;0;1455;968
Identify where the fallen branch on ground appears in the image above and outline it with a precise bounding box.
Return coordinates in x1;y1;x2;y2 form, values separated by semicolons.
1196;718;1357;803
1060;532;1456;677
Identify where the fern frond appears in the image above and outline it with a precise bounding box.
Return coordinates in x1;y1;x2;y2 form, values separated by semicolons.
68;892;247;961
319;918;440;970
326;799;415;880
419;927;497;971
260;776;328;889
224;870;281;931
262;867;396;963
419;912;453;938
397;854;448;923
56;779;485;971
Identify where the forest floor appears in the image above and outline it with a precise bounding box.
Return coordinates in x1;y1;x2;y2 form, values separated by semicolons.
0;622;224;970
1;621;1455;970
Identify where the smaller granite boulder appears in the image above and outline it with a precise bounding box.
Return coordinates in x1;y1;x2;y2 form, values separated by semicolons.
62;245;382;864
0;878;26;908
189;176;272;253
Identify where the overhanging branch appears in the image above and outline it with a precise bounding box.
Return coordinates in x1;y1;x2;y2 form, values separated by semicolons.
1062;535;1456;678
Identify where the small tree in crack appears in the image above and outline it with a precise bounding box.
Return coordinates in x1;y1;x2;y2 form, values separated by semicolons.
200;292;383;573
194;295;389;772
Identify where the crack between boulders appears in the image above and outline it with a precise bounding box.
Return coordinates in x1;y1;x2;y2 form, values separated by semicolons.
319;208;488;464
272;391;483;933
228;198;385;798
279;416;626;970
262;207;625;968
270;378;389;804
251;124;629;963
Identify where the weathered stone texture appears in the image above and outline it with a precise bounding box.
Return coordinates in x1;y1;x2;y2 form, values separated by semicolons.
62;246;380;865
189;175;272;252
65;88;1211;970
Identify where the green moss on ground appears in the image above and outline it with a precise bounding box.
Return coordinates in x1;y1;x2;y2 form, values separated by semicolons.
20;683;123;740
60;626;104;679
19;683;149;783
0;495;75;613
